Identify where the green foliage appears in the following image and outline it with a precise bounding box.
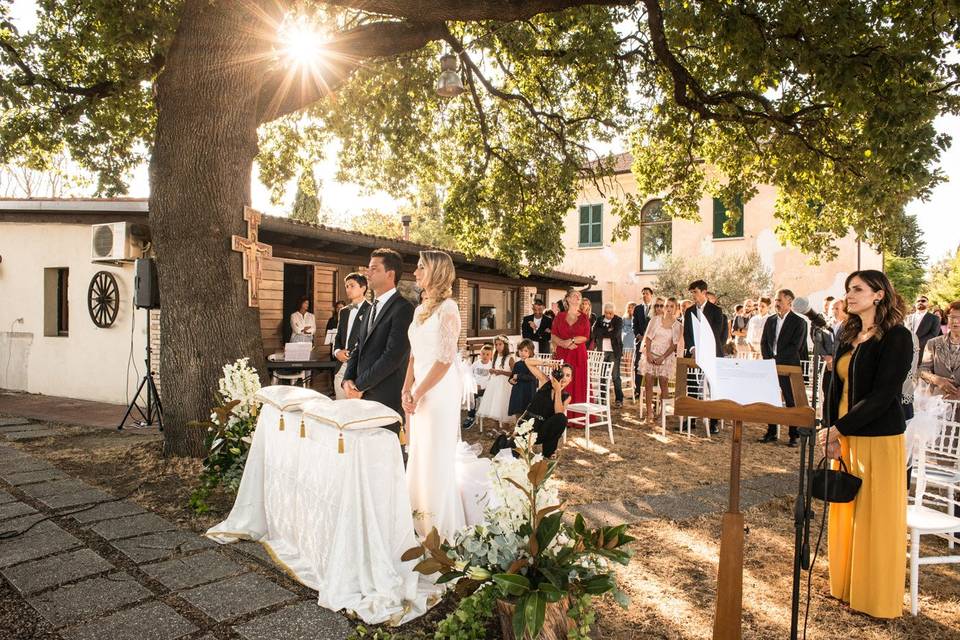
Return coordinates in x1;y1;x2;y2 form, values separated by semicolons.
433;585;498;640
0;0;180;194
654;251;774;310
889;212;927;263
3;1;956;269
188;402;256;513
291;168;322;224
613;1;958;264
926;249;960;308
884;254;926;304
350;209;404;238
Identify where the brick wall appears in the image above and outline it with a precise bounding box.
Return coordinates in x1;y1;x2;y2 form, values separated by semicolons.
453;277;470;352
149;309;161;399
519;286;537;319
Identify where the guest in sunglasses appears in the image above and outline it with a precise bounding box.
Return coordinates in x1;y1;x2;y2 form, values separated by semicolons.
640;298;680;424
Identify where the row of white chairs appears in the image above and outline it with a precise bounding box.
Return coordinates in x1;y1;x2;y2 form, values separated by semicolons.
908;399;960;616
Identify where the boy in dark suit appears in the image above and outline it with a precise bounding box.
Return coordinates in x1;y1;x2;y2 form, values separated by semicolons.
332;272;371;399
682;279;724;434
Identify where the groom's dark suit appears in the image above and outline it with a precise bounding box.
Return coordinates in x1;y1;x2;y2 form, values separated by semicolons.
342;289;415;433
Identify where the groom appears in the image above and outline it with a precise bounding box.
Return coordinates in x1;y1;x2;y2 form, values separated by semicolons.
342;248;415;435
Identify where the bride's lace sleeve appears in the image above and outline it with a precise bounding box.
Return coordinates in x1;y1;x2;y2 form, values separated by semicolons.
437;299;461;364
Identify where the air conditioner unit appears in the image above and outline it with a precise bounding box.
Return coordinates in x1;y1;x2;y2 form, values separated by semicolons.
90;222;147;262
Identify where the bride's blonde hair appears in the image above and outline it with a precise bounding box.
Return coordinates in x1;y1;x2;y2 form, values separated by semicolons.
416;250;455;323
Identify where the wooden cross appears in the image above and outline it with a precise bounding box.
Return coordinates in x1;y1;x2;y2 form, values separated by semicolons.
231;206;273;307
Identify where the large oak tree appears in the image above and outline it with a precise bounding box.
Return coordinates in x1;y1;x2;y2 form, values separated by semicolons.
2;0;957;453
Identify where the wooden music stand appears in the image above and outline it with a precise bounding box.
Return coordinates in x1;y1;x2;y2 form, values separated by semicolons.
673;358;815;640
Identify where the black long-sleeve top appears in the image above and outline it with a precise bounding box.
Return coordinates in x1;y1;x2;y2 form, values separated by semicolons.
825;325;913;437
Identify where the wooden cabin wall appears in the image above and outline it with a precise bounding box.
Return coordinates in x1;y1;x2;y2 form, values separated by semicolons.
260;257;284;355
312;264;337;359
257;257;340;359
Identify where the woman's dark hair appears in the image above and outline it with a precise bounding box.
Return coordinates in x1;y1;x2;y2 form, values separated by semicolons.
838;270;906;345
555;299;567;312
298;296;310;308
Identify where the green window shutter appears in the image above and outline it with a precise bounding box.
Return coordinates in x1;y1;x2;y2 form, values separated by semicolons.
579;205;590;245
591;204;602;245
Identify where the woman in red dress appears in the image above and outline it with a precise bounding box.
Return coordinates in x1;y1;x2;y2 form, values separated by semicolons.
551;288;591;408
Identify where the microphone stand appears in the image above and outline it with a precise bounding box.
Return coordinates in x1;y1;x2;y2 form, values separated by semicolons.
789;351;821;639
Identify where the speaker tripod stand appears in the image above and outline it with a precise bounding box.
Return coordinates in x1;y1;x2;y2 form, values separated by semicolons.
118;308;163;431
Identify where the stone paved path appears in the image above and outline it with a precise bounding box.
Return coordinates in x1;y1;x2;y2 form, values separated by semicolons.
0;443;354;640
0;418;797;639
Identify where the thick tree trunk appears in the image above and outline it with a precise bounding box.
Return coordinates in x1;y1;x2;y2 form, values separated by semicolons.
149;0;270;456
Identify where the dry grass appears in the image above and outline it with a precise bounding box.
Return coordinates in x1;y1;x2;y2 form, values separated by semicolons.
7;406;960;639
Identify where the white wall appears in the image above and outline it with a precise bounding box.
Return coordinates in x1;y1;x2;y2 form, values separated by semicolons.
0;222;147;404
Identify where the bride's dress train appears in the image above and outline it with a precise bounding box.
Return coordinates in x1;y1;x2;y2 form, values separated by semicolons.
406;299;494;542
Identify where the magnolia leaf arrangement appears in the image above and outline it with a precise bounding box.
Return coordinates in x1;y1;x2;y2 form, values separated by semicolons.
404;422;634;639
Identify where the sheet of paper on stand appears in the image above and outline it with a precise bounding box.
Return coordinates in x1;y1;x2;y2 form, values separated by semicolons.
284;341;313;361
324;328;337;345
713;359;783;406
692;315;782;406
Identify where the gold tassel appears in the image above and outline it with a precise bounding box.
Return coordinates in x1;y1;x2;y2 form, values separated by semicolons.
299;417;306;438
251;403;258;418
338;431;345;454
398;426;408;446
279;415;285;431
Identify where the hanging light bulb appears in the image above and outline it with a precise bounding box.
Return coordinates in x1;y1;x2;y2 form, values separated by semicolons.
435;53;465;98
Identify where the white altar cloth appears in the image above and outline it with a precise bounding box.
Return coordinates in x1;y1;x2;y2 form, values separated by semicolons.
206;403;439;625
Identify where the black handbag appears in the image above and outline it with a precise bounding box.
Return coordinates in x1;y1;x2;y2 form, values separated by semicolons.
811;456;862;503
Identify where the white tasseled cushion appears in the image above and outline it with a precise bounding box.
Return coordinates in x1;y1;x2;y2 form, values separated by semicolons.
255;385;330;412
302;398;401;430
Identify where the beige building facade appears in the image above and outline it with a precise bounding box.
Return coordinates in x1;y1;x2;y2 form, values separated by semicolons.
560;154;883;313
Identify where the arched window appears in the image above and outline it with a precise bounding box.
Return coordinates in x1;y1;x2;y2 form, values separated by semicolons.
640;199;671;271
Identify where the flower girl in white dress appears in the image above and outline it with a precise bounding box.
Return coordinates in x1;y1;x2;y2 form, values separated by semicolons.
402;251;490;542
475;336;514;430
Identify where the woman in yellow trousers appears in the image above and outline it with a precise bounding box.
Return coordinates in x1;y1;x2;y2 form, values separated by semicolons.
822;270;913;618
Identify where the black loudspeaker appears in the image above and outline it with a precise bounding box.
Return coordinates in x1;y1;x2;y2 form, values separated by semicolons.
134;258;160;309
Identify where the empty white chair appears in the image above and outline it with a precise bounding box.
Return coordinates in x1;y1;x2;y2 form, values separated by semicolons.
268;353;308;387
620;350;636;403
907;427;960;615
566;360;615;447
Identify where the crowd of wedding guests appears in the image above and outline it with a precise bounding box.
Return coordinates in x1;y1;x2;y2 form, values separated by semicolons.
464;272;959;622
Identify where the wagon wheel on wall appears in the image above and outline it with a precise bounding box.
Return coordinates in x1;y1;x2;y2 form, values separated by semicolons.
87;271;120;328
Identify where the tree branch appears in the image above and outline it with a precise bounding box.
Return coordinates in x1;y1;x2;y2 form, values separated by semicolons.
0;31;164;100
321;0;634;22
256;20;448;123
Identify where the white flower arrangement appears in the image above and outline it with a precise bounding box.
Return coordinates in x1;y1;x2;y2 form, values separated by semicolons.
211;357;261;426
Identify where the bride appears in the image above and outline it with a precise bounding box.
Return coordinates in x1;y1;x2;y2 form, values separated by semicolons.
402;251;486;542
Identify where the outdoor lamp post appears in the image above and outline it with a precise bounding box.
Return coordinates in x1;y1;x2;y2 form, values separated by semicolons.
435;53;464;98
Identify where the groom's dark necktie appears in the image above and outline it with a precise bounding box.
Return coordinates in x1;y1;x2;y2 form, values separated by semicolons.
366;298;379;337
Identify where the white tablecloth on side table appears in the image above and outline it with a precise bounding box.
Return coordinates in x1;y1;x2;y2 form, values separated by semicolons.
206;404;439;625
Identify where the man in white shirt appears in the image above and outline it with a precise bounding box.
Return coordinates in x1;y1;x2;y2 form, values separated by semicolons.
746;296;772;355
332;273;371;399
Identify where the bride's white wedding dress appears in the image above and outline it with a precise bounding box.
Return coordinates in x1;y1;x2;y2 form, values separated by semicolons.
407;298;490;542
